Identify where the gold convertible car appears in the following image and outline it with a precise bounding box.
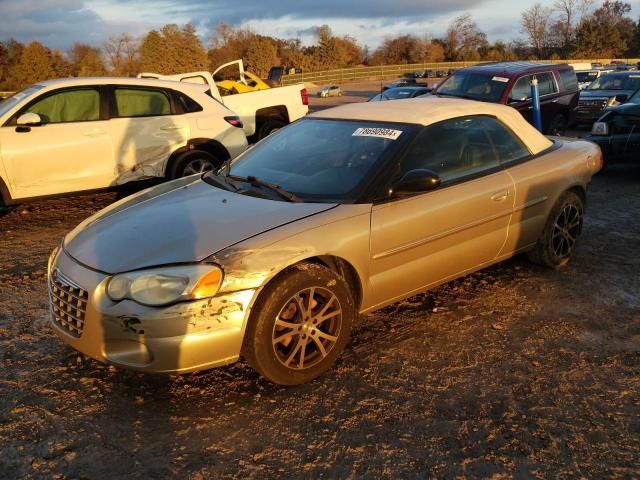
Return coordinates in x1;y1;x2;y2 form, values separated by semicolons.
48;97;602;384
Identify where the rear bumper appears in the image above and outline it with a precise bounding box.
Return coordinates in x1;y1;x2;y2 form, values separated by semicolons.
48;248;256;373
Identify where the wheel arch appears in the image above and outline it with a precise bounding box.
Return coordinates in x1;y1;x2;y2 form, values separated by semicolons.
257;255;364;312
165;138;231;178
0;176;12;206
255;105;290;125
567;184;587;206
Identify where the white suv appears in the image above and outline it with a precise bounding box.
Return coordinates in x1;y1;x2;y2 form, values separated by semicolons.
0;77;248;205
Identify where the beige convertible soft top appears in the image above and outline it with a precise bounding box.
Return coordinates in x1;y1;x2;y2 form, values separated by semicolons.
310;96;554;155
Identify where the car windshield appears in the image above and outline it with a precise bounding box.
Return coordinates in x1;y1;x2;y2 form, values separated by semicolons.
587;74;640;91
625;89;640;104
218;118;413;202
0;85;44;118
436;72;509;102
576;71;599;83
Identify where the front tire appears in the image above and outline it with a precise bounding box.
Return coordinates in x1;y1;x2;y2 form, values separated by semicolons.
527;191;584;268
170;150;221;179
243;263;355;385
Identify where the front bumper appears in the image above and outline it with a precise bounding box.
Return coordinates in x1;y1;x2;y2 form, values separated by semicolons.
48;248;256;373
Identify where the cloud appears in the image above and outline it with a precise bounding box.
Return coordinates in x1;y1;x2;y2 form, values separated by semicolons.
4;0;637;51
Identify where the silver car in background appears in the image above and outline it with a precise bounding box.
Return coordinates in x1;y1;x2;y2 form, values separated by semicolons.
317;85;342;97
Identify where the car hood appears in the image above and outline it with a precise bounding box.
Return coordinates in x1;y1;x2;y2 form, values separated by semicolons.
64;176;337;274
580;89;632;99
606;102;640;114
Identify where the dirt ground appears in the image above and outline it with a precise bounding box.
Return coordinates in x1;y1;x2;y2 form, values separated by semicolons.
1;84;639;478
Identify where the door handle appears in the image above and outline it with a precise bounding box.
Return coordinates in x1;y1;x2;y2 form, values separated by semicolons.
160;125;183;131
490;191;509;202
83;128;105;136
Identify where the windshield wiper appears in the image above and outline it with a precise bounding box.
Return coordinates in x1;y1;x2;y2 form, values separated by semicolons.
203;170;240;191
227;174;301;202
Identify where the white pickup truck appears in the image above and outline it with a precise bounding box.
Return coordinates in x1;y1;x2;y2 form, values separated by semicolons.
139;60;309;140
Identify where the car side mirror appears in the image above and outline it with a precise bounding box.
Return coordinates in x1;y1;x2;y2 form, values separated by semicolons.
391;169;441;197
509;95;528;103
17;112;42;127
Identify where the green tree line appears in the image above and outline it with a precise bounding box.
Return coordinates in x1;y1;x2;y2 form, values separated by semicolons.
2;0;640;91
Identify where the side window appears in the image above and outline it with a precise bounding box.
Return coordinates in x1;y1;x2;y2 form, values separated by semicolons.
510;72;557;101
537;72;558;95
481;118;531;164
24;89;100;124
559;69;578;91
510;76;530;102
115;88;171;118
173;91;203;113
397;116;500;185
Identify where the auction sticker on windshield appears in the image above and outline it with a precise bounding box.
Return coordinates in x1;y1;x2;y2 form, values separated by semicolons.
352;127;402;140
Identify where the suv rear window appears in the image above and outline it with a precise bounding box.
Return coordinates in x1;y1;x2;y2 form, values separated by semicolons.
173;91;203;113
559;69;579;91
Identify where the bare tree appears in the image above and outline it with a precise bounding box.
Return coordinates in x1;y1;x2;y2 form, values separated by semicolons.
521;3;554;57
554;0;596;52
103;33;139;76
445;14;488;61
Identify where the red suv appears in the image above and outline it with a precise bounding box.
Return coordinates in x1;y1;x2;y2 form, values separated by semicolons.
434;62;580;135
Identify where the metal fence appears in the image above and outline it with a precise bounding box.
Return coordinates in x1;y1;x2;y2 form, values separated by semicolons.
280;59;640;86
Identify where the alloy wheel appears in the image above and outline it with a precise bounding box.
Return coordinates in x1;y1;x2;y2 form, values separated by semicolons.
551;203;582;258
182;158;215;176
272;287;342;370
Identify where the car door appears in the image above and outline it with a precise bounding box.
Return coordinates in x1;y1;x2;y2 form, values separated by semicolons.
508;72;561;129
368;116;516;308
105;86;189;184
0;86;114;199
609;113;640;161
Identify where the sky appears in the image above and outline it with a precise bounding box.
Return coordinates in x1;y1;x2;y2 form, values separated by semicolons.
1;0;640;51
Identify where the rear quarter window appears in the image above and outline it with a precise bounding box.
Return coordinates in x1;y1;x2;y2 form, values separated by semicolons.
559;69;579;91
173;90;203;113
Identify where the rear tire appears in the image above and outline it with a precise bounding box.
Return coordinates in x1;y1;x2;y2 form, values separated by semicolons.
170;150;222;179
527;191;584;269
258;119;286;140
242;263;355;385
545;113;567;136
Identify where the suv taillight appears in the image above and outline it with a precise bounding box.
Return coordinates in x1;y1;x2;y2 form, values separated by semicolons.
300;88;309;106
224;116;243;128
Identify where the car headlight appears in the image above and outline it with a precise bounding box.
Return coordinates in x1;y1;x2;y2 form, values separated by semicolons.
106;265;223;306
591;121;609;136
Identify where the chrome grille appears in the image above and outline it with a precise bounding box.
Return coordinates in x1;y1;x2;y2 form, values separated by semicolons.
577;98;609;117
49;269;88;338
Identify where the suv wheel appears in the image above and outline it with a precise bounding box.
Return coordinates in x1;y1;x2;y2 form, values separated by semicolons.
258;119;286;139
546;114;567;136
171;150;221;179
